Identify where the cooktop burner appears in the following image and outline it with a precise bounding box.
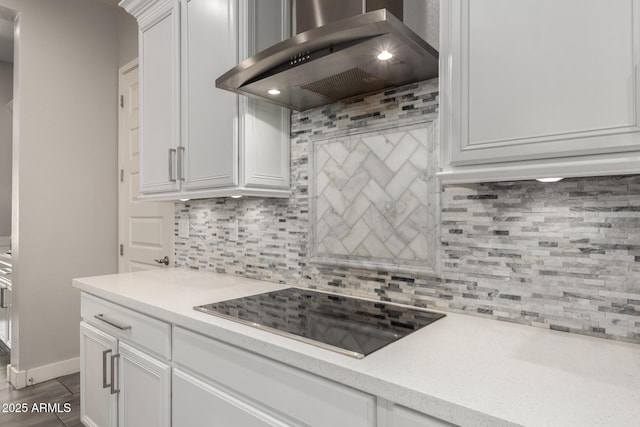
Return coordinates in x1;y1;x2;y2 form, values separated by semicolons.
194;287;445;359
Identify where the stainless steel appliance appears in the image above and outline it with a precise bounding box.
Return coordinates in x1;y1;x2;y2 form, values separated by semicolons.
215;0;439;111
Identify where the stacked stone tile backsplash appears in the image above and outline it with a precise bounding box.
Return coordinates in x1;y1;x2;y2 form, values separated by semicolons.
175;78;640;344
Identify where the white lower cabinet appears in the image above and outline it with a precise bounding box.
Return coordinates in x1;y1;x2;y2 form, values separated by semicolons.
173;326;377;427
118;342;171;427
80;322;118;427
0;255;12;348
80;294;172;427
173;368;289;427
0;282;11;348
80;323;171;427
80;292;458;426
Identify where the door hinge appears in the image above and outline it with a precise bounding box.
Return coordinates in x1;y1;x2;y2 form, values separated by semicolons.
119;244;123;256
120;94;124;108
120;169;124;183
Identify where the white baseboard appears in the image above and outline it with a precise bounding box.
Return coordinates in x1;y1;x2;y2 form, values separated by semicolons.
8;364;27;389
8;357;80;389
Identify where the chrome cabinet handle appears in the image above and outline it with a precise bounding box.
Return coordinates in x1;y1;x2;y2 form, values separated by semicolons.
0;287;6;308
94;314;132;331
102;349;111;389
177;146;185;181
169;148;177;182
154;256;169;266
110;353;120;394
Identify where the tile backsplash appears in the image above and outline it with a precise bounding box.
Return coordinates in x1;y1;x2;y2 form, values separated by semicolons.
441;178;640;342
175;78;640;345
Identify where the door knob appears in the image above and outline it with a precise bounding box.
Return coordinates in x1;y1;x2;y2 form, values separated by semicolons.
154;256;170;266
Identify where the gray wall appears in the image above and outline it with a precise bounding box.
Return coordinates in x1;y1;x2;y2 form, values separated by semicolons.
0;0;118;377
118;7;138;67
0;61;11;238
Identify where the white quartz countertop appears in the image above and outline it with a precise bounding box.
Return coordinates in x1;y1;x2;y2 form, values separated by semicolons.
73;268;640;427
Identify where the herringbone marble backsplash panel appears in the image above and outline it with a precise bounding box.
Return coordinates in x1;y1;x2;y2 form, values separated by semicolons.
175;78;640;345
310;124;438;274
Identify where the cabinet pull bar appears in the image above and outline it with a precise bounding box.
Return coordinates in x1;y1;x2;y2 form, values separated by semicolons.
177;146;185;181
169;148;177;182
102;349;112;389
0;287;6;308
94;314;132;331
110;353;120;394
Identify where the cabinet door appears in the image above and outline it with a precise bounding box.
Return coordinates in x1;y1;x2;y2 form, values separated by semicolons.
441;0;640;170
0;285;9;346
117;342;171;427
139;1;181;194
240;0;290;191
174;327;376;427
182;0;238;190
80;322;118;427
4;288;9;348
172;368;291;427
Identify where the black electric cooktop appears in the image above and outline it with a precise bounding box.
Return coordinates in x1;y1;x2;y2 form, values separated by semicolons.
194;288;445;359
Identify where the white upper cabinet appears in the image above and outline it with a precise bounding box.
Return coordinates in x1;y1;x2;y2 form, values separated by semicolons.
239;0;290;191
138;0;181;194
439;0;640;183
121;0;291;199
182;0;238;191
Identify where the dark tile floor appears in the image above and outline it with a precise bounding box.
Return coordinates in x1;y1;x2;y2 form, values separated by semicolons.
0;342;9;392
0;342;81;427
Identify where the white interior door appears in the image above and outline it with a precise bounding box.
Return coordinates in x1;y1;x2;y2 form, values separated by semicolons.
118;60;175;272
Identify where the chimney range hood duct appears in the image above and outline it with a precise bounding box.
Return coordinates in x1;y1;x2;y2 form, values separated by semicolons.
215;0;438;112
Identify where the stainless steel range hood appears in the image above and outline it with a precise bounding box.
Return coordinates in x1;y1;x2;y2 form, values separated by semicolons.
215;1;438;112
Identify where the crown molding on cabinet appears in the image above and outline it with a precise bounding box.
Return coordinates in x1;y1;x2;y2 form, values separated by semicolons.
119;0;175;21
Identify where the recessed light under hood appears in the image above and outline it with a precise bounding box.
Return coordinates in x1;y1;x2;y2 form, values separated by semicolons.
215;8;438;112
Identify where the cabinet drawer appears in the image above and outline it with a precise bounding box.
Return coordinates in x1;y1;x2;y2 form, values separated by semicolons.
173;327;376;427
81;293;171;360
173;369;290;427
